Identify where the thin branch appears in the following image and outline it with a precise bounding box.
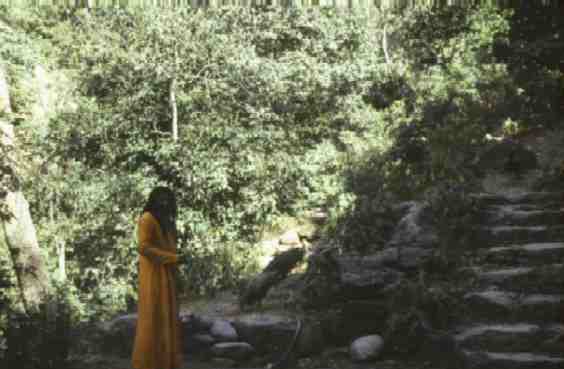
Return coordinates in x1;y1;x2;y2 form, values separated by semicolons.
170;76;178;142
382;24;391;68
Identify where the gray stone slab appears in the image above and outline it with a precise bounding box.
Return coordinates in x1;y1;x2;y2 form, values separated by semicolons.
463;350;564;369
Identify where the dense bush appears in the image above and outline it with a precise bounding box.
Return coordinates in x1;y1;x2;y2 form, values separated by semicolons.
2;6;388;317
329;4;563;250
0;4;561;333
0;283;76;369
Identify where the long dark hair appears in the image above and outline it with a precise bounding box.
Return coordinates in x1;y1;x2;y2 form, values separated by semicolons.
142;186;177;237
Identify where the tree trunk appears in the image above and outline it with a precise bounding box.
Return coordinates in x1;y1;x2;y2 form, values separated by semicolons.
170;46;179;142
0;65;50;315
0;67;10;115
2;192;50;314
382;24;391;68
57;240;66;282
170;76;178;142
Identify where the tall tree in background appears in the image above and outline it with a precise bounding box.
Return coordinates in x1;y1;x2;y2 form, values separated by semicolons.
0;65;50;315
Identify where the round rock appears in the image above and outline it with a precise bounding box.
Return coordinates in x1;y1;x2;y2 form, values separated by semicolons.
233;314;297;354
211;342;255;361
350;335;384;362
210;320;238;342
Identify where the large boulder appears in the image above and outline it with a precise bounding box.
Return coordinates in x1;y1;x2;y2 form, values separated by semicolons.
232;314;298;355
263;273;305;307
337;256;403;299
210;320;238;342
386;202;438;249
340;268;403;299
362;247;433;271
301;249;404;307
210;342;255;361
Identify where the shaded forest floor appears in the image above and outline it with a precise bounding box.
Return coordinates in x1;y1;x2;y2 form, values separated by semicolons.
69;289;439;369
70;355;437;369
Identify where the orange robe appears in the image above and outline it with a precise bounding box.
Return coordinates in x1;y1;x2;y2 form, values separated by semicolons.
132;211;182;369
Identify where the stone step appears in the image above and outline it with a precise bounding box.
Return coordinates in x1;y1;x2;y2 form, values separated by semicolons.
471;192;564;207
464;290;564;323
455;323;564;355
480;208;564;227
462;350;564;369
481;242;564;266
487;203;564;212
473;225;564;245
471;264;564;293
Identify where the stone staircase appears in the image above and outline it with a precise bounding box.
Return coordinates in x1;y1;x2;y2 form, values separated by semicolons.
455;192;564;369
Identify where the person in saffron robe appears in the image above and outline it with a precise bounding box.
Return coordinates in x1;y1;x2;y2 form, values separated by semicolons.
132;186;184;369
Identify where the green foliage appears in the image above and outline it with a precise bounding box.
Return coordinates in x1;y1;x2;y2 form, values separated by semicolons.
0;3;562;328
383;277;467;357
1;6;390;317
0;276;79;369
324;6;512;250
495;3;564;129
425;180;480;267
